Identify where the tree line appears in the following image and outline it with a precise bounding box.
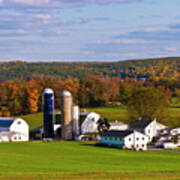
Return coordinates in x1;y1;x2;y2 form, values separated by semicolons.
2;57;180;81
1;75;180;117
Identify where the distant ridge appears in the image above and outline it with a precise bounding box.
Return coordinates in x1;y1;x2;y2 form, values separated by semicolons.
1;57;180;81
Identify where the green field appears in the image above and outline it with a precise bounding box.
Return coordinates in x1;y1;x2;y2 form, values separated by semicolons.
21;106;180;130
0;141;179;180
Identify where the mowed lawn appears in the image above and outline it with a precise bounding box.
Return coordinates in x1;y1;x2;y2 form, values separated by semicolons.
0;141;179;180
21;106;180;130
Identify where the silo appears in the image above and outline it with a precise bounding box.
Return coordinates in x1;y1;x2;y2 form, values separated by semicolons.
72;105;79;140
60;91;73;140
43;88;54;138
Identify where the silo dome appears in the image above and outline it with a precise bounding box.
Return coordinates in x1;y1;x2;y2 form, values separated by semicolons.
44;88;54;94
61;90;71;97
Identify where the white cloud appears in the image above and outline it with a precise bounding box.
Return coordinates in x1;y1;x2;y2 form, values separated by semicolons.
11;0;49;6
16;29;26;34
96;39;148;45
35;14;51;24
165;47;178;51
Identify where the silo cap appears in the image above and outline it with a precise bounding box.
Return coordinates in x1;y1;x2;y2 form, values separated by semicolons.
61;90;71;97
43;88;54;94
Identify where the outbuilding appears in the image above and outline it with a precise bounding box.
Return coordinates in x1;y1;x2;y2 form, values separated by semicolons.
0;117;29;142
100;130;149;151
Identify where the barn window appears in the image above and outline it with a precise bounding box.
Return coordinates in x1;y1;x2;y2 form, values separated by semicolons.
14;137;17;140
19;136;21;140
136;137;139;141
129;138;131;141
17;121;21;125
142;137;144;141
142;144;144;147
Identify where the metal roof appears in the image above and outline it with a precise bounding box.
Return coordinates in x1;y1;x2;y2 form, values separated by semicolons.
0;118;15;128
130;120;153;129
110;121;127;126
102;130;133;138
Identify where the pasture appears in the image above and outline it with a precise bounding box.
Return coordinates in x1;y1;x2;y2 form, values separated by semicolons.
21;105;180;130
0;141;179;180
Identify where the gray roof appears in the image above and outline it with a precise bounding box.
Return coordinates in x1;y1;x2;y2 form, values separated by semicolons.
0;117;15;128
130;120;152;129
103;130;133;138
110;121;127;126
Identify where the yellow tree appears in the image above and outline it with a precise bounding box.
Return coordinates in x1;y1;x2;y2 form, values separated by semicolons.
26;80;40;114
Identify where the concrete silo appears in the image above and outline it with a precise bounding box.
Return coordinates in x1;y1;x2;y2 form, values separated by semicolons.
72;105;79;140
60;91;73;140
43;88;54;138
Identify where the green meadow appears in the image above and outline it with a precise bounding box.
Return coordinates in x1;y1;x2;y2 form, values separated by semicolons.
21;105;180;130
0;141;179;180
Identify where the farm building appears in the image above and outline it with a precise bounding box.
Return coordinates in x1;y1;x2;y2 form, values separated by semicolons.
171;127;180;136
0;117;29;142
81;112;101;134
130;119;157;142
100;130;149;151
109;120;128;131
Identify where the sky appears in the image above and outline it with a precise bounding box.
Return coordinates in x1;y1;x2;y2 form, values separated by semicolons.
0;0;180;62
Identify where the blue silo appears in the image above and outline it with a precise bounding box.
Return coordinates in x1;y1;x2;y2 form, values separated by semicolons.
43;88;54;138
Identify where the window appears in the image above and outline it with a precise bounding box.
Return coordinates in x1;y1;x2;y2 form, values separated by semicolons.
142;137;145;141
136;137;139;141
129;138;131;141
14;137;17;140
142;144;144;147
148;130;150;133
136;144;139;148
17;121;21;125
115;137;117;141
19;136;21;140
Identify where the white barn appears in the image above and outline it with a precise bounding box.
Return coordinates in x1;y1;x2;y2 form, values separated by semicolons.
81;112;101;134
0;117;29;142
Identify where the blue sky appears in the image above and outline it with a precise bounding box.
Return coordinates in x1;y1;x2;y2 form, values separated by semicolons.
0;0;180;61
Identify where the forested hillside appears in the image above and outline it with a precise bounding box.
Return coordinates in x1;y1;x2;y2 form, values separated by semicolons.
1;57;180;127
1;57;180;81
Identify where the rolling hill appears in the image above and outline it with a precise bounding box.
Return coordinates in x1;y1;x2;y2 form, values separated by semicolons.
1;57;180;81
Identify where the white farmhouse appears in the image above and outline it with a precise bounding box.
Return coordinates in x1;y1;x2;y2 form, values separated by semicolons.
100;130;149;151
130;119;157;142
0;117;29;142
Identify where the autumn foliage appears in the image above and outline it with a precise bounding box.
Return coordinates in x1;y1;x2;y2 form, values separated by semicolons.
0;74;180;117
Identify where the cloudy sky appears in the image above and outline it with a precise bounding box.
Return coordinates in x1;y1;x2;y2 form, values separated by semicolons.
0;0;180;61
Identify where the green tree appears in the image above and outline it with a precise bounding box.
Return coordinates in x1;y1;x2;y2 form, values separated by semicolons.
120;85;132;104
127;87;169;124
97;118;110;135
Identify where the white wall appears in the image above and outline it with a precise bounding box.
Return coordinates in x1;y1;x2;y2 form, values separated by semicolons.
10;118;29;141
11;134;28;142
144;120;157;142
124;131;149;151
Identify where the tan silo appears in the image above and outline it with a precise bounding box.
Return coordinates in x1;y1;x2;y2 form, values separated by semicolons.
60;90;73;140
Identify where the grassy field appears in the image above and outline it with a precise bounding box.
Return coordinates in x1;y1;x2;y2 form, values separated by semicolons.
21;105;180;130
0;141;179;180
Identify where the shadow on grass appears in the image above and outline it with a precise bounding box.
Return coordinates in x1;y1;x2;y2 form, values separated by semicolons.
79;142;123;150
